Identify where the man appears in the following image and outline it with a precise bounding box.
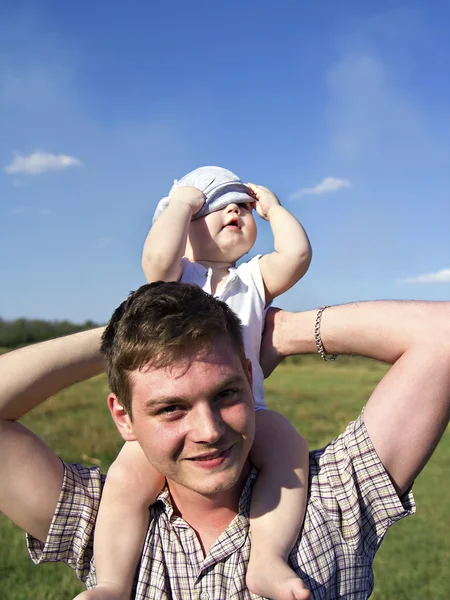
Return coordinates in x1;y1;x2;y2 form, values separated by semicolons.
0;282;449;599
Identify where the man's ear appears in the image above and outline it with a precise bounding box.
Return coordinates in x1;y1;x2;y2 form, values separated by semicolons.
108;394;136;442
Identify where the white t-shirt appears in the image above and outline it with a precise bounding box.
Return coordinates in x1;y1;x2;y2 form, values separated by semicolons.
180;255;267;409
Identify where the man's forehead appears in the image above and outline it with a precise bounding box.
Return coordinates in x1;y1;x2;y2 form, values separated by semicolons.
130;343;245;385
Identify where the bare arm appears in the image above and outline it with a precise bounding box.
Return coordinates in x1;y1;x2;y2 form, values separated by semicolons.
0;328;105;541
247;183;312;304
142;187;205;283
261;301;450;497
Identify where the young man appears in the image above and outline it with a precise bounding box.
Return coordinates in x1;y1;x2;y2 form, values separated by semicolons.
0;283;449;599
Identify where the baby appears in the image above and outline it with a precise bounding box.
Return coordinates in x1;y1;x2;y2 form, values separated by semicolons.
77;166;312;600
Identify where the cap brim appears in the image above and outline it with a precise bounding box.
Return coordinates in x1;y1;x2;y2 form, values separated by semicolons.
194;183;253;219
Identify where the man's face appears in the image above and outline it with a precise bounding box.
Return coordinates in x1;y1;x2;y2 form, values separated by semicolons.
186;202;257;264
119;341;256;497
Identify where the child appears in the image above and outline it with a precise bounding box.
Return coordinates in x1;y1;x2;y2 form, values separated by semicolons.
79;166;312;600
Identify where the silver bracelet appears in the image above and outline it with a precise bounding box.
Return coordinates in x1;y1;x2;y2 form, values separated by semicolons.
314;306;338;362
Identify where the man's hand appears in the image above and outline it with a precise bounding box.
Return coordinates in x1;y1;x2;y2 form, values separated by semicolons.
246;183;281;221
260;307;316;378
171;186;206;215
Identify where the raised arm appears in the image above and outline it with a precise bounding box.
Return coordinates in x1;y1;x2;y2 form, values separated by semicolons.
247;183;312;304
142;186;205;283
0;328;105;542
261;302;450;497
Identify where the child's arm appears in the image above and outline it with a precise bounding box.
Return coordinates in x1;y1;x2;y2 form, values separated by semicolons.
246;409;310;600
142;186;205;283
76;441;165;600
247;183;312;304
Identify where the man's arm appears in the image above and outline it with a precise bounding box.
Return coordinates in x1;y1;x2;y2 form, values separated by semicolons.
248;183;312;304
0;328;105;542
141;187;205;283
261;301;450;497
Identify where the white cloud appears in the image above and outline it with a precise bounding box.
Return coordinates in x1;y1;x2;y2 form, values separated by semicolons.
4;151;82;175
289;177;352;199
400;269;450;284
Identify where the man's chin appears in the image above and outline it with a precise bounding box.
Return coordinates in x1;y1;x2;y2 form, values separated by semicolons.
172;461;249;497
188;466;243;495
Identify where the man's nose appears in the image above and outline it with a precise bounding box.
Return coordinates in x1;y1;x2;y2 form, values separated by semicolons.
189;402;225;444
226;203;240;213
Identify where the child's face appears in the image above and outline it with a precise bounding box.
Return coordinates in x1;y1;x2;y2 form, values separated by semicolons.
186;201;257;264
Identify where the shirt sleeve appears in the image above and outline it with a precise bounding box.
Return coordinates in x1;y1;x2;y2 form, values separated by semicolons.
239;255;266;303
26;461;104;583
180;257;203;284
309;410;416;552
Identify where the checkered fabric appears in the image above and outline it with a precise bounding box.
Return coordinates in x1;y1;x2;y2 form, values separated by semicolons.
27;412;415;599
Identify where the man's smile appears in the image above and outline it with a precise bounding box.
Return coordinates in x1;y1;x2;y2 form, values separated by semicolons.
185;446;234;469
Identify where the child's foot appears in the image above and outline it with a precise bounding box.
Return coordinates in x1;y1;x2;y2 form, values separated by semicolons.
73;582;127;600
246;555;310;600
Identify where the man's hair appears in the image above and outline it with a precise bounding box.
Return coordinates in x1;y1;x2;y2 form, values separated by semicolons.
101;281;247;417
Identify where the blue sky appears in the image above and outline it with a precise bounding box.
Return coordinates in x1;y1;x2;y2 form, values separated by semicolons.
1;0;449;323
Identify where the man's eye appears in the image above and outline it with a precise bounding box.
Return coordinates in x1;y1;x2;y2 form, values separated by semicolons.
217;389;239;401
158;405;181;415
240;202;252;212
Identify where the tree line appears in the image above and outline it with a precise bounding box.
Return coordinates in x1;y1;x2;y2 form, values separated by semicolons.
0;317;101;350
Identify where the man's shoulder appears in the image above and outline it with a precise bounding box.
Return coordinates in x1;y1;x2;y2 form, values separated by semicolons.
61;461;106;492
309;412;387;488
37;460;105;525
26;461;105;584
306;412;415;548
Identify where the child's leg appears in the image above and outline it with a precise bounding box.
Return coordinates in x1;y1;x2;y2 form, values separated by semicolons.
73;441;165;600
246;410;310;600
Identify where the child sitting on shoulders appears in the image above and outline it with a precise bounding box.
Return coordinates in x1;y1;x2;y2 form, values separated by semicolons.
77;166;312;600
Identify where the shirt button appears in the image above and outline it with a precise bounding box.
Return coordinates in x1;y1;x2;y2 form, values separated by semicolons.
199;593;210;600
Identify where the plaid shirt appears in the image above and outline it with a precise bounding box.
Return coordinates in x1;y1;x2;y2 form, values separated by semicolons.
27;413;415;599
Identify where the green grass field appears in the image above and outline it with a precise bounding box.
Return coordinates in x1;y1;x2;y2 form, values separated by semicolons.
1;356;449;599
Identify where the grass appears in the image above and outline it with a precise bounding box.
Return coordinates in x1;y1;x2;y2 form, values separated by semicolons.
1;356;449;599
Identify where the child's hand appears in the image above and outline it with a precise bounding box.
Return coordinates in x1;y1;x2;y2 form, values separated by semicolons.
246;183;281;221
171;186;206;214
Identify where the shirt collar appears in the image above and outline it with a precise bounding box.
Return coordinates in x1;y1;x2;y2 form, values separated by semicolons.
153;467;258;520
188;259;240;282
